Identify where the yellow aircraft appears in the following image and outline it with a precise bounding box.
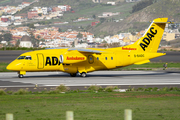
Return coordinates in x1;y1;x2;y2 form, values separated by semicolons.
7;18;169;78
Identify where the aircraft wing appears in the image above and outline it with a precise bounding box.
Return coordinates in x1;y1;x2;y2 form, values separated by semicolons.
68;48;105;54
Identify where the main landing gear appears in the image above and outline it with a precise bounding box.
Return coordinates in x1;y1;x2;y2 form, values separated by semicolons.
70;73;77;77
69;72;87;77
80;72;86;77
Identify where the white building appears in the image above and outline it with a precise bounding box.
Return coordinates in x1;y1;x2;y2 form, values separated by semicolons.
14;16;22;20
75;43;88;48
14;22;22;26
42;7;48;15
126;0;141;2
107;2;116;5
19;35;33;48
58;5;66;11
0;22;11;27
1;41;8;45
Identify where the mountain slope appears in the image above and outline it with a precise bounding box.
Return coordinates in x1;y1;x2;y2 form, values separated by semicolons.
0;0;34;6
89;0;180;37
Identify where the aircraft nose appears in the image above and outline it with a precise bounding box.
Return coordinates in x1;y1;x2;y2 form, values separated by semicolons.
6;63;16;71
6;64;12;70
6;61;22;71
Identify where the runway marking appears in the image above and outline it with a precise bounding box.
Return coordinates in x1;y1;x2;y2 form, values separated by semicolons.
44;83;180;86
0;85;35;87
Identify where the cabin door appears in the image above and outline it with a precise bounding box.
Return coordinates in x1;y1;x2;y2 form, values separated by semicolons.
37;53;44;69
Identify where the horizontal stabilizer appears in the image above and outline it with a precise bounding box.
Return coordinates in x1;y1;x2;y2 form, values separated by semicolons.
134;60;150;65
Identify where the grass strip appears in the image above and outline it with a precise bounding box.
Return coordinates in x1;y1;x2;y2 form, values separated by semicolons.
113;62;180;71
0;91;180;120
0;63;10;72
0;0;10;5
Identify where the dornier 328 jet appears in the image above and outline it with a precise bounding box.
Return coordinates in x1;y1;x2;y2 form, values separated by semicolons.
7;18;169;78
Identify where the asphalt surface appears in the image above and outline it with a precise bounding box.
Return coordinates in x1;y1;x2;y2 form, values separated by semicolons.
0;50;180;63
0;71;180;91
0;50;29;63
0;50;180;91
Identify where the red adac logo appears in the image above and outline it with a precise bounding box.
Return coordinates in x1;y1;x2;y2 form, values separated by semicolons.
66;56;85;60
122;47;137;50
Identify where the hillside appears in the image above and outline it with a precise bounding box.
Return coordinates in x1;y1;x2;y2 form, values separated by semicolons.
89;0;180;37
161;38;180;48
1;0;134;37
13;0;134;33
3;0;180;38
0;0;34;6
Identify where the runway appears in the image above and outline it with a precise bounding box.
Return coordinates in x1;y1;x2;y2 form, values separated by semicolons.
0;71;180;91
0;50;180;63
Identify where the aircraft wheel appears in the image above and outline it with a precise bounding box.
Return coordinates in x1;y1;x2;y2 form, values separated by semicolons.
70;73;76;77
18;74;24;78
80;72;86;77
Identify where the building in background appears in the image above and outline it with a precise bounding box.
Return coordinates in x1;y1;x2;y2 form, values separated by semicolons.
19;35;33;48
28;11;38;19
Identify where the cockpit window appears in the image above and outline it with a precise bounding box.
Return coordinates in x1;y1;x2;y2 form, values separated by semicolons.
25;56;32;60
17;56;25;60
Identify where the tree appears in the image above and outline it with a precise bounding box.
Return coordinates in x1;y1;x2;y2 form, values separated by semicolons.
72;41;75;47
102;40;107;43
77;32;83;39
45;21;50;25
29;31;39;47
171;24;176;29
131;32;136;36
40;38;45;42
92;14;96;19
80;40;83;44
58;28;62;32
4;33;12;42
100;18;106;23
37;35;41;40
132;0;153;13
38;13;42;16
28;23;35;29
16;39;20;47
0;34;3;42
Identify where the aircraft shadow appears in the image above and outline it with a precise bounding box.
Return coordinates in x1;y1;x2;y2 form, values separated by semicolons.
86;72;169;77
20;72;171;78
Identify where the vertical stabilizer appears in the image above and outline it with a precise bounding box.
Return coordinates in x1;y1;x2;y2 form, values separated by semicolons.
128;18;168;53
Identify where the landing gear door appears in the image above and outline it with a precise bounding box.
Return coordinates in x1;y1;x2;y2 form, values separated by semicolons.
37;53;44;69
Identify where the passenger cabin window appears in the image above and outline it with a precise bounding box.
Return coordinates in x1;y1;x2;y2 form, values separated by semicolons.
111;57;113;60
17;56;25;60
105;57;107;60
97;57;99;60
25;56;32;60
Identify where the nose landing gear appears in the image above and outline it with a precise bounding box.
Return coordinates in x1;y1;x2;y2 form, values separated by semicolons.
18;71;26;78
18;74;24;78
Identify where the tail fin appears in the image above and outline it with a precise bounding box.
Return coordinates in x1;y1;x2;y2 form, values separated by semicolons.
129;18;168;53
